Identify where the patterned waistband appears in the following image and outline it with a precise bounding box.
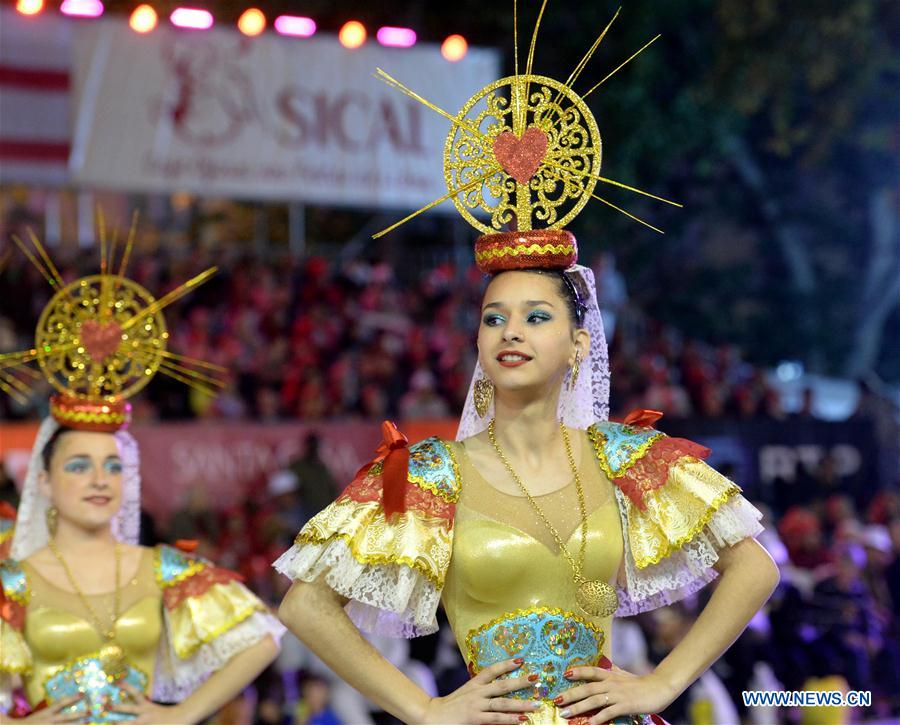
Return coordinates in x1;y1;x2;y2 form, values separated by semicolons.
465;607;606;701
43;646;148;723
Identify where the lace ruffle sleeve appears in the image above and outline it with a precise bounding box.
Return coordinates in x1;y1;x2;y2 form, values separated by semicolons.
589;416;764;617
0;559;31;714
152;545;284;702
273;421;460;638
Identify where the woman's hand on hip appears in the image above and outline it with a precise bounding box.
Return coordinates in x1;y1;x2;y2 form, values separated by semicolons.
108;682;196;724
18;695;84;722
419;658;542;724
554;665;677;724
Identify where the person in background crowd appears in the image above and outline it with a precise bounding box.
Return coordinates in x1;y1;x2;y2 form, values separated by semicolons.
399;368;452;420
808;543;880;690
779;507;833;570
294;675;341;725
647;604;741;725
287;433;339;526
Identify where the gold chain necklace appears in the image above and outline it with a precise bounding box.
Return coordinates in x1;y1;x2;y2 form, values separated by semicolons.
47;536;127;676
488;419;619;618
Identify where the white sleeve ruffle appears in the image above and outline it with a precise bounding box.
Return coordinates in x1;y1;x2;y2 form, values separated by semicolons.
273;540;440;638
614;488;764;617
152;610;285;702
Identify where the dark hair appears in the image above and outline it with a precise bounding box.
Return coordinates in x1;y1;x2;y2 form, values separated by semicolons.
41;426;74;471
489;269;586;327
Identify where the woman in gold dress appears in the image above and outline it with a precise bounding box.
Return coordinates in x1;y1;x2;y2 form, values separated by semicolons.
274;258;778;724
274;8;779;723
0;237;283;723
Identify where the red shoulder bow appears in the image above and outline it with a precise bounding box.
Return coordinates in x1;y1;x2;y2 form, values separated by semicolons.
350;421;410;518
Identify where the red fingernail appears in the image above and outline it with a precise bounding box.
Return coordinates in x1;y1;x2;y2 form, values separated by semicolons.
563;669;573;678
514;657;525;665
518;717;529;722
553;695;564;705
528;673;539;682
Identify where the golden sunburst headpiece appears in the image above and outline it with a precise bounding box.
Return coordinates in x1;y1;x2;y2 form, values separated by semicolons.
0;210;226;431
372;3;681;273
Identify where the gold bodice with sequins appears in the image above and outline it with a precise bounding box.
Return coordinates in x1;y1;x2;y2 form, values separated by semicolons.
20;548;162;706
442;430;624;659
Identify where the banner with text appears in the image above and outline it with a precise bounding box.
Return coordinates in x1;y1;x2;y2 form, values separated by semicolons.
69;21;499;206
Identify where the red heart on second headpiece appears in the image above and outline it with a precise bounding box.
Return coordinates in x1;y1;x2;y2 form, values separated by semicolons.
80;320;123;363
493;127;549;185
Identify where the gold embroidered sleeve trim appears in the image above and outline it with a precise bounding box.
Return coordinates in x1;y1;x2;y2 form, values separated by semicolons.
624;458;741;569
167;580;264;659
0;620;32;673
295;498;453;588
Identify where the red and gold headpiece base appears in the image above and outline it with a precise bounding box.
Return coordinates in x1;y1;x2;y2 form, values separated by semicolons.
474;229;578;274
50;395;132;432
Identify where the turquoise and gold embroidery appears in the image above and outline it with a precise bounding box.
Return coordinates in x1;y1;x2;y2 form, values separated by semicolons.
154;545;206;588
588;422;664;479
407;438;461;503
43;647;148;723
465;607;605;701
0;558;29;606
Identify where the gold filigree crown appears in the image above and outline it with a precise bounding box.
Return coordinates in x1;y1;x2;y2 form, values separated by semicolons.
0;211;225;431
372;4;681;272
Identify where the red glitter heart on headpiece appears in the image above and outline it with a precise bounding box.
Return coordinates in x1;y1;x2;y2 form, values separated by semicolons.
493;127;549;185
80;320;123;363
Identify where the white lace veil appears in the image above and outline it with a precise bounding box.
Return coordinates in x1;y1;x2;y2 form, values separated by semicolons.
456;263;610;440
10;417;142;561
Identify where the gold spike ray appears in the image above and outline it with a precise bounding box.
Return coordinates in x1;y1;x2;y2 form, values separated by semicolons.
130;343;228;374
119;267;218;333
0;348;40;369
112;209;140;300
513;0;521;124
11;234;60;288
374;69;486;140
582;34;661;100
547;8;620;117
543;159;682;207
26;230;64;288
519;0;550;133
0;371;32;405
590;192;664;234
132;351;220;398
373;167;500;239
124;341;227;388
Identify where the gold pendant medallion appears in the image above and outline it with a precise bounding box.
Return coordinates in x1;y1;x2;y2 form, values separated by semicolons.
99;643;127;679
575;579;619;618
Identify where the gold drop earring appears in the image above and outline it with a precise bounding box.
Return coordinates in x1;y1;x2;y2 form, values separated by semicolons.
45;505;59;536
569;351;581;391
474;376;494;418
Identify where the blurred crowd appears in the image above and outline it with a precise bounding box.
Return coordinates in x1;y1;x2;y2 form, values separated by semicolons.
2;243;800;425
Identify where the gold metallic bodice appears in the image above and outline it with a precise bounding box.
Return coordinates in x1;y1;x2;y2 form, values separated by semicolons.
442;431;624;659
21;548;162;706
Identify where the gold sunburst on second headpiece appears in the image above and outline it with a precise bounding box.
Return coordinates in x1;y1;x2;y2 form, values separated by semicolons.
0;211;226;428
